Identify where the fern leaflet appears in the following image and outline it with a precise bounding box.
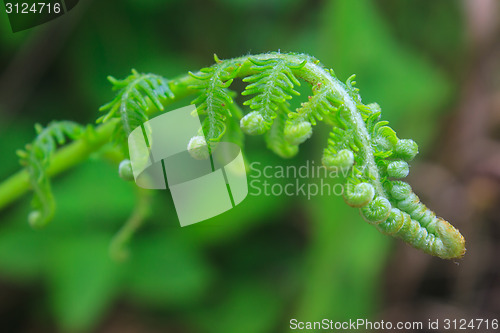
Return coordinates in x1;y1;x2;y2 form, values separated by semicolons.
240;57;305;135
188;55;240;147
99;69;174;150
17;121;86;228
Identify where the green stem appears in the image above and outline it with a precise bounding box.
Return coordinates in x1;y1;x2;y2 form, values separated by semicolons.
109;187;151;261
0;120;117;210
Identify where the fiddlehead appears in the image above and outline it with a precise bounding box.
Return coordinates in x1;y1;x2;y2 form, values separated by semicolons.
377;181;465;258
98;69;174;150
4;51;465;260
17;121;87;227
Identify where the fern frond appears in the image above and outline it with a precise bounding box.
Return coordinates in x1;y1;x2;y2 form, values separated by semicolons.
288;85;341;126
282;88;334;146
188;55;240;146
344;74;362;103
99;69;174;150
355;109;464;258
240;57;305;135
316;70;464;258
17;121;86;228
2;51;465;260
322;105;358;169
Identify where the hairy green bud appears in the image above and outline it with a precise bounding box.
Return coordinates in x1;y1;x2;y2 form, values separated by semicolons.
377;208;405;235
361;196;391;224
284;121;312;145
28;211;42;228
118;159;134;181
394;139;418;161
389;181;412;200
187;135;210;160
344;182;375;207
387;160;409;178
240;111;267;135
322;149;354;171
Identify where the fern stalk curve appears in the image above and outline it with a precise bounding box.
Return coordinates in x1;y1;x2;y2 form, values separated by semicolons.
0;52;465;260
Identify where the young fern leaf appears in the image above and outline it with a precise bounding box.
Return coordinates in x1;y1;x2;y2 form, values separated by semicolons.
188;55;240;150
343;99;461;257
315;70;464;258
184;53;465;259
323;107;377;208
3;51;465;260
17;121;86;228
285;84;341;146
322;105;358;169
241;57;305;135
98;69;174;151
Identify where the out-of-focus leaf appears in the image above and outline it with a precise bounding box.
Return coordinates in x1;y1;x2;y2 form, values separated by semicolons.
122;233;214;307
0;220;46;280
46;235;120;332
49;158;136;232
377;0;465;72
185;150;292;246
0;122;36;176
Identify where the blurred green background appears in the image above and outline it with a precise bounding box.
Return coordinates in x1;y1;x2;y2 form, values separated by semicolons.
1;0;499;332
